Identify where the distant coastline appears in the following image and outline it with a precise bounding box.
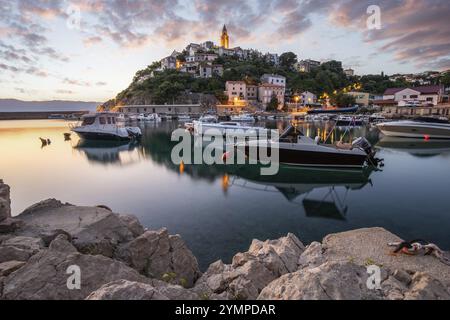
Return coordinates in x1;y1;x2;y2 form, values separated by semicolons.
0;99;100;112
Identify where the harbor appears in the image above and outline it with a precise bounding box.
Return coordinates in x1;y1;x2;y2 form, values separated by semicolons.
1;118;450;271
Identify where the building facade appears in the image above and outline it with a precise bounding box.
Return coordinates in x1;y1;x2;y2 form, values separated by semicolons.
260;74;286;87
258;84;285;109
347;91;370;106
225;81;247;103
295;59;321;73
118;104;203;115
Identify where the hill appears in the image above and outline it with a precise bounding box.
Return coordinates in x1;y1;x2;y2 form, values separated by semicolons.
0;99;100;112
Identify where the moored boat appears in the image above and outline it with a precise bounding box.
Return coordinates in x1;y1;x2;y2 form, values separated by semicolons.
70;112;142;141
376;120;450;139
193;121;267;136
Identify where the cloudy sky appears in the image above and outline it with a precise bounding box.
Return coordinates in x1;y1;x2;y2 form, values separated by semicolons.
1;0;449;102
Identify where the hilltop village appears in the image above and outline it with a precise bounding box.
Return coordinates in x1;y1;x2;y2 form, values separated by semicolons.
102;25;450;119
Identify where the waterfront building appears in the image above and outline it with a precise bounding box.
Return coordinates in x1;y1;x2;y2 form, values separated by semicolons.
246;85;258;100
347;91;370;106
225;81;247;103
258;83;285;109
382;85;444;106
117;104;202;115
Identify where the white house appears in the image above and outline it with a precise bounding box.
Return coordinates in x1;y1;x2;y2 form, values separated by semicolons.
260;74;286;87
258;84;285;109
225;81;247;103
383;85;444;106
301;91;317;105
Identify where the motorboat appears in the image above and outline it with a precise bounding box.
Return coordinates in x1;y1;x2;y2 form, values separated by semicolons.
198;114;218;123
193;121;267;137
369;114;386;124
230;113;255;122
138;113;161;122
70;112;142;141
242;125;377;168
376;120;450;139
335;115;365;127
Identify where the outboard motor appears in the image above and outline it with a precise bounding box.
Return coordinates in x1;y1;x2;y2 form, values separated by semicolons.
352;137;372;155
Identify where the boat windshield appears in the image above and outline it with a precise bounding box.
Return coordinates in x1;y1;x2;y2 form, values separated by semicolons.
279;126;303;143
81;116;96;126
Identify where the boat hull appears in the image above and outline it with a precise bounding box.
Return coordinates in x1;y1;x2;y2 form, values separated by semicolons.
377;122;450;139
73;131;131;141
243;145;368;168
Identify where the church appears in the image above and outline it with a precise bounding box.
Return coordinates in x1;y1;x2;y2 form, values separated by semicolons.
220;24;229;49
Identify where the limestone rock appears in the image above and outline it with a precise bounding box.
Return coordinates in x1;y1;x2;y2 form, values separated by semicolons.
0;246;33;263
0;180;11;222
16;201;135;257
322;227;450;283
86;279;199;300
2;235;151;300
0;236;43;263
0;260;26;277
0;218;24;234
116;228;201;288
86;280;169;300
194;233;305;300
404;272;450;300
258;261;382;300
118;214;145;237
298;241;326;269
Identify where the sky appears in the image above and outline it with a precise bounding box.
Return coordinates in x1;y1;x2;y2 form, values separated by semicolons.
1;0;449;102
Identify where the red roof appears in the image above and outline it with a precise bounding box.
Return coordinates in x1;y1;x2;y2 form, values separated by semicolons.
384;85;442;95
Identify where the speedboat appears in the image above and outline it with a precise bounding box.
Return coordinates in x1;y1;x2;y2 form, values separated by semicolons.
198;114;218;123
177;114;191;121
138;113;161;122
376;120;450;139
70;112;142;141
242;125;377;168
193;121;267;136
230;113;255;122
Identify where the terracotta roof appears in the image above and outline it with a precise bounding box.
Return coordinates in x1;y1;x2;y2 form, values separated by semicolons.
384;85;442;95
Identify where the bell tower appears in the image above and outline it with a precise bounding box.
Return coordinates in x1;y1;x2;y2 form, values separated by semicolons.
220;24;229;49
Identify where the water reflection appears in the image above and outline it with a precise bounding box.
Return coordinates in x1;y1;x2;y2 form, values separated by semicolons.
377;137;450;157
74;140;143;166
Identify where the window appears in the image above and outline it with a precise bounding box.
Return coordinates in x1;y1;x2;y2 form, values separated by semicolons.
403;95;407;99
153;108;156;113
99;117;106;125
81;117;95;126
410;95;418;99
112;117;116;124
427;97;433;102
107;117;112;124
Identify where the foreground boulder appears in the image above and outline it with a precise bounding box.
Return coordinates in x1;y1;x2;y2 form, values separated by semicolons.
86;279;198;300
16;199;135;257
2;235;150;299
116;228;201;288
0;180;11;222
194;233;305;300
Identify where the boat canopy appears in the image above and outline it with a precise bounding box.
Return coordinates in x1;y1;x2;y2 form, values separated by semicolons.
279;126;304;143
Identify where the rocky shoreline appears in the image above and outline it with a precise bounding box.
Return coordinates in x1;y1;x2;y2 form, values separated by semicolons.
1;180;449;300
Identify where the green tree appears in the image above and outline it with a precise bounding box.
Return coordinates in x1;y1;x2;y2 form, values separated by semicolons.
331;93;356;108
266;94;279;112
440;72;450;88
279;52;298;69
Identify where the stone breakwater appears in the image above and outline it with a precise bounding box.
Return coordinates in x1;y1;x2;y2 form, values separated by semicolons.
0;180;449;300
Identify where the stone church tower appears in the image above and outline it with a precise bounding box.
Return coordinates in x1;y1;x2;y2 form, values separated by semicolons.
220;24;229;49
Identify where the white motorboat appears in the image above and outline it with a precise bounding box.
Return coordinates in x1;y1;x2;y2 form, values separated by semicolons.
242;125;377;168
230;113;255;122
193;121;267;136
138;113;161;122
70;112;142;141
335;115;365;127
198;114;218;123
376;120;450;139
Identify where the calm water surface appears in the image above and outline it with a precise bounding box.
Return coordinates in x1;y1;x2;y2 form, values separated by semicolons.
1;119;450;270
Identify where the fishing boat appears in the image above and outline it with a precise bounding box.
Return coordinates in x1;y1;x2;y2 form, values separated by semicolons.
376;120;450;139
193;121;267;136
242;125;377;168
230;113;255;122
70;112;142;141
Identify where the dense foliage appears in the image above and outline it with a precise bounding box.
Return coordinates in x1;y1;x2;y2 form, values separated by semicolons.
108;51;447;107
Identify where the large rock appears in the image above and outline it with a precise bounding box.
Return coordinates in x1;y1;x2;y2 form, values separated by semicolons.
1;235;151;300
16;199;135;257
259;261;386;300
322;227;450;284
194;233;305;300
116;228;201;288
0;218;24;234
0;180;11;222
0;261;26;277
86;279;198;300
0;236;44;263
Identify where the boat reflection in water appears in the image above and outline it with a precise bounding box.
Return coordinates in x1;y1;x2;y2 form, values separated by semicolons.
74;140;142;165
376;136;450;157
228;165;374;221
